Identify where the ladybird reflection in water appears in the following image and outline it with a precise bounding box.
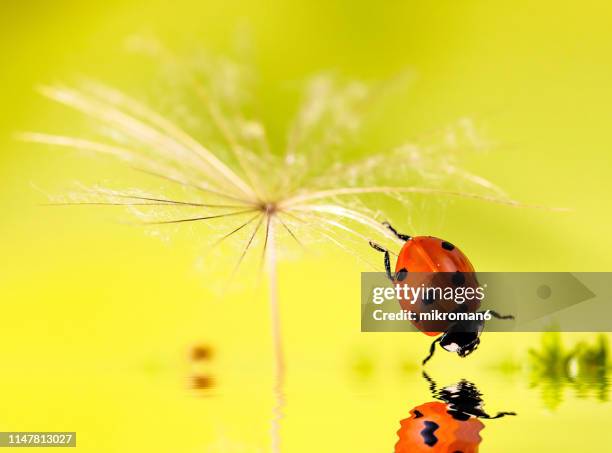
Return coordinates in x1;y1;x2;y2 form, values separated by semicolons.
395;372;516;453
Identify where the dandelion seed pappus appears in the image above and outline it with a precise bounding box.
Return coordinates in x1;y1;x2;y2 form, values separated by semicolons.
23;51;553;396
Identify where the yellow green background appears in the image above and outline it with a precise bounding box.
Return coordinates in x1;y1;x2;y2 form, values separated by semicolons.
1;1;611;452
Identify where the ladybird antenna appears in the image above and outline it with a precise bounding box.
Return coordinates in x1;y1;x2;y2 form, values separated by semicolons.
382;221;411;241
422;337;441;365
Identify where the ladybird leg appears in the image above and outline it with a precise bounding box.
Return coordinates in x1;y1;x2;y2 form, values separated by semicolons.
422;337;441;366
368;241;393;282
485;310;515;320
382;221;411;242
422;371;438;394
487;411;517;419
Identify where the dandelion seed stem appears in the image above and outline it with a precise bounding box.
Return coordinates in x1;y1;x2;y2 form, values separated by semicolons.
265;217;284;453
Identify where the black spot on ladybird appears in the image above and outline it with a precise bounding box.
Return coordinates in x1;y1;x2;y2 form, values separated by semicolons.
452;304;467;313
423;292;435;305
396;268;408;281
413;409;423;418
420;421;439;447
452;271;465;286
441;241;455;251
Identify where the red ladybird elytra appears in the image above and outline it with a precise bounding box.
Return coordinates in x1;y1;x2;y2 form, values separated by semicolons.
395;235;475;274
369;222;514;365
395;235;481;337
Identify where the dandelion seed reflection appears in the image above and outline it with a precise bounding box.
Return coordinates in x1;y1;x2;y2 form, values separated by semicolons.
192;374;215;391
190;343;216;393
191;344;214;361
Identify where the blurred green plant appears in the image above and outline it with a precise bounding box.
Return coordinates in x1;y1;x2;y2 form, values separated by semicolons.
529;331;609;410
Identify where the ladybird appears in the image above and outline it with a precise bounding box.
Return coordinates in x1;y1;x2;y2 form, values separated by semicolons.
369;222;513;364
394;372;516;453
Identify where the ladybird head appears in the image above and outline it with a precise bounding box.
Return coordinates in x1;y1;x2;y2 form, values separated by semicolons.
439;319;484;358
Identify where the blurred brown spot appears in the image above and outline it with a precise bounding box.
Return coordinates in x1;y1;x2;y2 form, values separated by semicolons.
192;374;215;390
191;344;214;361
